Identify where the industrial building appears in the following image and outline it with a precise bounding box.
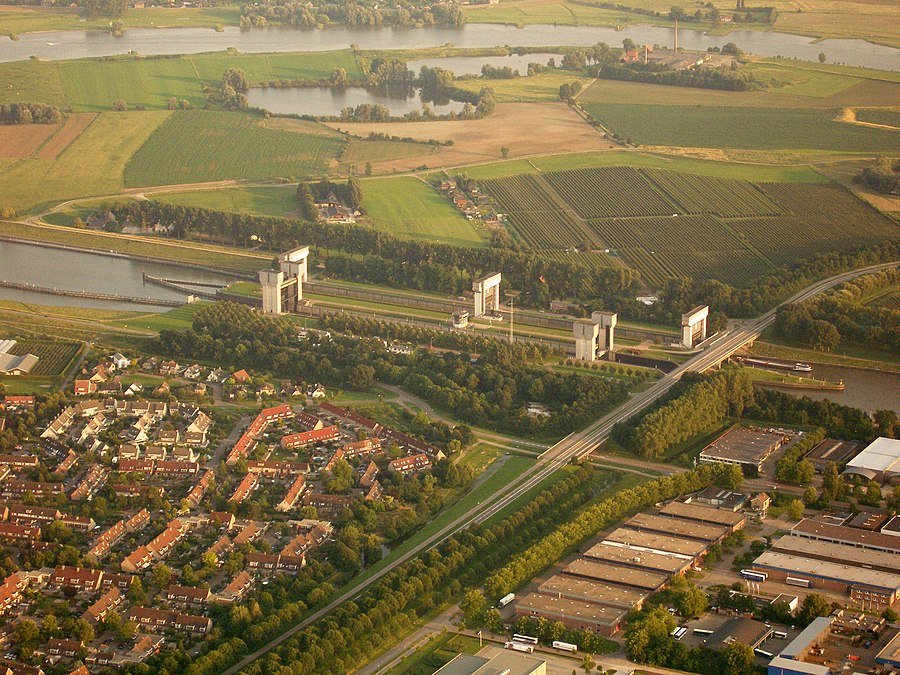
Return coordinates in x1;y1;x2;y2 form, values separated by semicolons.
573;311;617;362
561;558;668;592
680;305;708;348
259;246;309;315
623;512;729;543
790;518;900;555
843;436;900;485
472;272;501;318
707;617;772;651
771;535;900;574
514;593;627;636
582;541;694;576
805;439;859;474
603;527;710;559
658;500;747;534
698;427;786;472
875;630;900;668
538;574;649;611
768;616;835;675
752;550;900;608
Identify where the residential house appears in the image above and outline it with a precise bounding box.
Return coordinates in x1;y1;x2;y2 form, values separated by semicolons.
73;380;97;396
281;426;341;450
82;587;123;624
46;638;83;658
159;360;179;375
164;585;211;606
276;475;306;512
50;566;104;592
230;473;258;504
388;453;432;476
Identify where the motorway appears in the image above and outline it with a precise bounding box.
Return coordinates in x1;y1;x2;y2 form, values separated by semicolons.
223;260;897;674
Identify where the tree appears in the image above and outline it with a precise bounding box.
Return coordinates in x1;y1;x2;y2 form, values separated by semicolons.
461;589;486;626
325;458;354;493
365;162;373;176
787;499;805;520
818;52;826;63
822;461;842;503
623;38;637;52
329;67;348;85
581;653;596;672
723;642;755;675
13;619;39;647
721;464;744;490
223;68;249;94
500;146;510;158
675;585;709;619
118;620;137;641
798;593;832;625
802;486;819;506
113;99;127;111
150;564;173;588
127;577;146;605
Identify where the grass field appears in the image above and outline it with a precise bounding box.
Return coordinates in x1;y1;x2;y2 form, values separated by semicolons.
584;103;898;151
361;177;488;247
0;221;268;273
0;50;363;111
340;139;437;166
0;111;170;213
152;185;299;217
854;108;900;127
7;338;81;377
107;303;209;333
0;5;241;34
452;71;594;102
123;110;346;187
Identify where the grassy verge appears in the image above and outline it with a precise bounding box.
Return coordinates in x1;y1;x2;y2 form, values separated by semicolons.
385;632;481;675
749;339;900;372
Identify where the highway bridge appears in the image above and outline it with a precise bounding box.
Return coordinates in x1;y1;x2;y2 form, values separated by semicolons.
224;261;897;674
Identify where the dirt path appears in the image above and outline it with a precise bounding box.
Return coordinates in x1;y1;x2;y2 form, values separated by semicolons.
834;106;900;130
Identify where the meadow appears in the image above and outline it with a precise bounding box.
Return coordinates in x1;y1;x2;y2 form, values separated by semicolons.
0;110;171;213
479;166;899;287
152;185;300;218
0;50;363;110
584;103;898;151
0;5;240;34
360;177;488;248
123;110;346;187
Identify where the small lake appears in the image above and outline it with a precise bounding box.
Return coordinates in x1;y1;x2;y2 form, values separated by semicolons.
0;240;235;313
2;24;898;71
759;363;900;414
248;85;467;117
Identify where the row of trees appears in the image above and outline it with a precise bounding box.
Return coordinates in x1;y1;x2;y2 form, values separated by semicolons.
0;102;62;125
772;268;900;354
238;0;465;29
612;368;755;459
483;463;731;597
598;63;755;91
774;427;825;485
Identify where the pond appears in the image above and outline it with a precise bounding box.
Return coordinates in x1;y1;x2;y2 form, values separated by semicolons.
0;239;235;313
2;24;898;71
248;85;467;117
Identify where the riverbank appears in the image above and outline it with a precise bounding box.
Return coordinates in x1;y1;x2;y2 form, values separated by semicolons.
746;340;900;374
0;221;262;277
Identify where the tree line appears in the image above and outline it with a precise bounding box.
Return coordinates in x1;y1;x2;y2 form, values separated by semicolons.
772;268;900;354
598;63;755;91
612;368;756;459
0;102;62;125
239;0;465;29
854;157;900;195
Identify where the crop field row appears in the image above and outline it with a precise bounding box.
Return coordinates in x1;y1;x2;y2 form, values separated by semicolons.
7;338;81;377
124;111;346;187
642;169;783;218
482;174;600;248
588;215;769;286
542;167;675;219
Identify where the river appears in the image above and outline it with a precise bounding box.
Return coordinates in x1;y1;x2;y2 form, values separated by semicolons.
3;23;898;70
0;240;235;313
759;363;900;414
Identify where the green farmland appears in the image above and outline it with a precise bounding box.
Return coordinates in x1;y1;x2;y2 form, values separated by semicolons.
0;50;364;110
361;177;488;248
124;110;346;187
584;103;898;151
152;185;299;218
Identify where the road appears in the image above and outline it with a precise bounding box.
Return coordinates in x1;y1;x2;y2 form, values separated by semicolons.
222;260;897;675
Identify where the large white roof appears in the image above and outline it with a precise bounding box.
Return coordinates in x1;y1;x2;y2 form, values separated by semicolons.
846;437;900;474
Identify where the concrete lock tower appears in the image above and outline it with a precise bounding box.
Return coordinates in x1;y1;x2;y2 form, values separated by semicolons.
259;246;310;315
472;272;501;318
573;311;617;361
681;305;709;348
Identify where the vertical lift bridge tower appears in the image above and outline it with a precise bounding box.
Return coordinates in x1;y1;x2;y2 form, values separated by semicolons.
259;246;310;315
573;311;617;361
681;305;709;348
472;272;501;318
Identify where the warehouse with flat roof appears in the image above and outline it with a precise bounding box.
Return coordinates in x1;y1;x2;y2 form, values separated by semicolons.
658;500;746;533
772;535;900;574
806;438;859;473
624;512;729;543
698;427;785;472
514;593;627;635
790;518;900;554
562;559;668;591
752;550;900;607
604;528;709;558
875;630;900;668
538;574;649;610
583;542;694;575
